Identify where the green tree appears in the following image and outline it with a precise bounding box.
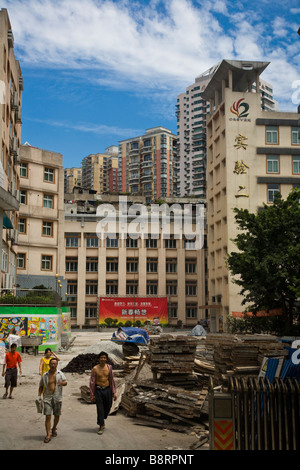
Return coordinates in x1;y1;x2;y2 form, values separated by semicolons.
227;188;300;333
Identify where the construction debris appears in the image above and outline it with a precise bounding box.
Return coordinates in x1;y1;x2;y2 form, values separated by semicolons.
121;381;209;434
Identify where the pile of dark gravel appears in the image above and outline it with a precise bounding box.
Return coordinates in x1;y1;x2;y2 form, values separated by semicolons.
62;353;119;374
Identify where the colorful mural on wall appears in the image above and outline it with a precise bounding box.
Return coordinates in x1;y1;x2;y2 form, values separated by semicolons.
0;306;71;351
0;317;27;343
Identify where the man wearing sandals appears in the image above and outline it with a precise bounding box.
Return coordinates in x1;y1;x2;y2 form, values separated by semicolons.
90;351;117;435
2;343;22;399
38;357;67;443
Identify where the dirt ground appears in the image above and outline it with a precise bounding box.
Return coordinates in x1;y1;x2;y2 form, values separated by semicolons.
0;331;209;452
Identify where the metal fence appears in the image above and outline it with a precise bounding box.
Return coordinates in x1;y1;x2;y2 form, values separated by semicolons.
209;376;300;450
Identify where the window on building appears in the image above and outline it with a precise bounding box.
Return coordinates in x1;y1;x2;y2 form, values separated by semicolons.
42;221;53;237
169;303;178;318
20;163;28;178
17;253;26;269
292;156;300;174
65;257;78;272
185;259;197;273
126;258;138;273
44;167;55;182
70;307;77;319
86;235;98;247
267;155;279;173
166;258;177;273
166;280;177;295
185;281;197;296
145;238;158;248
18;218;26;233
85;303;97;319
65;234;80;247
186;303;197;319
292;127;300;144
86;257;98;272
267;183;280;203
146;258;158;273
164;238;177;249
266;126;278;144
106;257;118;272
106;280;118;295
146;281;158;295
86;280;98;295
41;255;53;271
126;280;138;295
126;238;138;248
67;281;77;296
20;190;27;204
43;194;54;208
106;238;118;248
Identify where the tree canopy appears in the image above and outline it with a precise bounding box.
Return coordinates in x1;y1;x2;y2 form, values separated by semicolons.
227;188;300;332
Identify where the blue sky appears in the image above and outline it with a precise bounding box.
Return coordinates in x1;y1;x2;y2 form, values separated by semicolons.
2;0;300;169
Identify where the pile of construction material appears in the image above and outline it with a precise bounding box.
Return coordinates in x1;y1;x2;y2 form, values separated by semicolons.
204;333;288;382
148;334;199;387
194;341;215;378
120;334;209;435
121;381;209;435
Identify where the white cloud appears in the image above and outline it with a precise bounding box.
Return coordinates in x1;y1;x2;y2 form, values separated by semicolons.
26;116;143;137
2;0;299;110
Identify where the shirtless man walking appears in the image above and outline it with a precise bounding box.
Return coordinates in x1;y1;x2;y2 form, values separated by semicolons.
90;351;117;434
38;357;67;443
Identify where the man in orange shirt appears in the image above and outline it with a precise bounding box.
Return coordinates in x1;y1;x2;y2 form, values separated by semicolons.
2;343;22;399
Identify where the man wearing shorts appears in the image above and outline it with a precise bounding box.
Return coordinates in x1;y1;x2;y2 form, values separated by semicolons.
2;343;22;399
38;357;67;443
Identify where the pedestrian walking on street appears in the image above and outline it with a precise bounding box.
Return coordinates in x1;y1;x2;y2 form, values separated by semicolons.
39;348;61;375
38;357;67;443
90;351;117;435
2;343;22;399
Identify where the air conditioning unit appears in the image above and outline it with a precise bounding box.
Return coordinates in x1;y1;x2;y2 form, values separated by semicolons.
15;105;22;124
11;229;18;245
14;151;20;164
10;136;18;156
6;228;14;241
11;91;19;110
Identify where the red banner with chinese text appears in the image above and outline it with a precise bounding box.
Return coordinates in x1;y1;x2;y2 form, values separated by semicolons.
99;297;168;325
232;308;282;318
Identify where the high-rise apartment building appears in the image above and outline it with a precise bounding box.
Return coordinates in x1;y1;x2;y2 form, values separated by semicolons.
64;167;82;193
0;9;23;289
202;59;300;332
118;127;179;203
80;146;118;194
16;144;66;292
177;65;276;199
